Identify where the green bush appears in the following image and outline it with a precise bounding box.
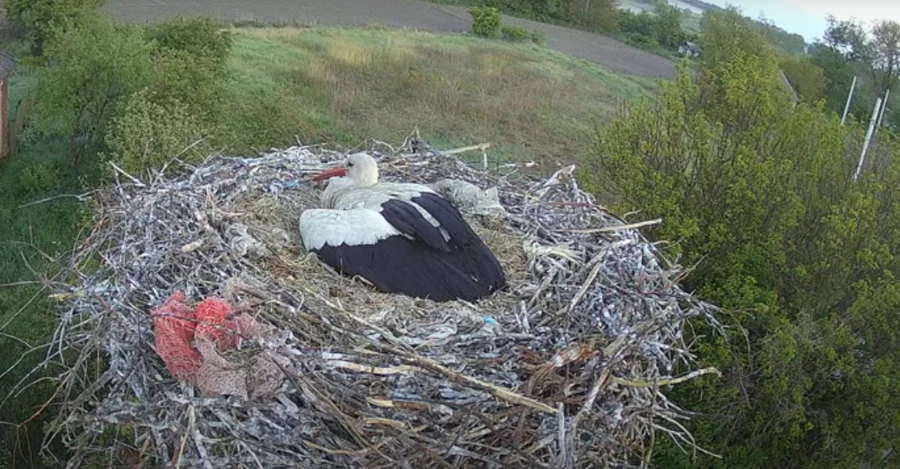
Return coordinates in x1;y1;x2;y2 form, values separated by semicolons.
471;0;618;32
15;162;60;195
581;7;900;469
617;5;684;51
618;10;658;40
470;6;502;38
500;24;531;42
623;32;659;49
530;28;546;46
6;0;106;54
104;90;214;178
145;16;233;73
150;48;227;122
779;55;827;104
32;15;155;163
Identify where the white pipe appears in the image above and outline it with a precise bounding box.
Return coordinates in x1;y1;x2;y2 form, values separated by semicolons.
842;76;858;125
876;89;890;131
855;96;883;181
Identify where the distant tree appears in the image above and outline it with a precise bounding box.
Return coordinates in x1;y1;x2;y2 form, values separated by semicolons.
477;0;619;33
145;17;233;74
566;0;619;32
824;15;870;61
6;0;106;55
754;16;808;56
104;89;214;178
825;17;900;98
870;20;900;96
809;42;877;121
32;15;155;165
651;1;684;48
780;55;827;104
144;17;234;122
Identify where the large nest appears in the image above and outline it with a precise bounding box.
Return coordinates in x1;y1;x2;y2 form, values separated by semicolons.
42;136;720;468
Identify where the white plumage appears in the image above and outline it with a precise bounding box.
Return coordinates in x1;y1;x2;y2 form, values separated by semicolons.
298;153;507;302
299;209;402;251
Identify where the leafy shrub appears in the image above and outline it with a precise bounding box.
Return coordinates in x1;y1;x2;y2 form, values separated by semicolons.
104;90;213;178
651;1;684;48
780;55;827;104
6;0;106;54
530;29;546;46
623;32;659;49
477;0;618;32
470;6;502;38
617;10;656;39
500;25;531;43
150;48;227;122
15;162;60;195
581;7;900;469
145;16;233;73
564;0;618;32
32;15;154;161
618;6;684;51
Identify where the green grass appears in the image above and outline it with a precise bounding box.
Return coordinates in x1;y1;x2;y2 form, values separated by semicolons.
0;144;89;469
220;27;657;168
0;49;93;468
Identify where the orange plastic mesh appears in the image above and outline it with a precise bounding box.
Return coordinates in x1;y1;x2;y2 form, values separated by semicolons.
150;292;282;398
150;291;202;380
194;297;237;349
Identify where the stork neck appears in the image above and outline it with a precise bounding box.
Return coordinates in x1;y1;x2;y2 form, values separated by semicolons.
357;169;378;187
321;177;355;208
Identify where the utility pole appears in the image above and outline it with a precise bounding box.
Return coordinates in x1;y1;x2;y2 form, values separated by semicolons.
855;96;883;181
876;89;890;132
841;76;858;125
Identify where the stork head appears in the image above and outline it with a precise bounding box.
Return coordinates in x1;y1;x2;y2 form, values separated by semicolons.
312;153;379;187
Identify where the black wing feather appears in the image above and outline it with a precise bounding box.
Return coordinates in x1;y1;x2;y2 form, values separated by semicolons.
314;191;507;301
411;193;506;291
379;199;451;252
313;237;498;302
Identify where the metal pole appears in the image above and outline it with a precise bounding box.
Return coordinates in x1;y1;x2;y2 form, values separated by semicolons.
842;76;858;125
876;89;890;131
855;96;882;181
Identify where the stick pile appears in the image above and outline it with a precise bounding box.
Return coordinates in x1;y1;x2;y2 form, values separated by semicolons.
41;136;721;468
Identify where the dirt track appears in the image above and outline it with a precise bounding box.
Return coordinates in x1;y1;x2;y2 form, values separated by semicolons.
105;0;676;80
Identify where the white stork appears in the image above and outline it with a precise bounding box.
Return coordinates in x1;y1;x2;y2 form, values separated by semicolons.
298;153;507;302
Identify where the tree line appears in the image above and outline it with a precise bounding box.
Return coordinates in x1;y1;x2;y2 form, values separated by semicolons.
582;7;900;469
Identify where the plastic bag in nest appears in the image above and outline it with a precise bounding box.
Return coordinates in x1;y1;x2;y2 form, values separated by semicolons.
226;223;270;259
429;179;507;219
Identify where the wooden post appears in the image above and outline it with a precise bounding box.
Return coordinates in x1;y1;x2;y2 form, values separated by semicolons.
841;76;857;126
11;97;32;158
855;96;882;181
0;76;8;159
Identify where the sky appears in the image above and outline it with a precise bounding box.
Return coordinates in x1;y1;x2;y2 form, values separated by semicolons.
702;0;900;43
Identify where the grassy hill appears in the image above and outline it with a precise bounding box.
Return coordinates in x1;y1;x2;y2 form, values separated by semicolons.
220;26;657;167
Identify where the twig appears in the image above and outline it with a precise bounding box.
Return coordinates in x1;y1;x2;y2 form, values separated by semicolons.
382;343;557;414
555;218;663;233
612;367;722;388
18;192;94;209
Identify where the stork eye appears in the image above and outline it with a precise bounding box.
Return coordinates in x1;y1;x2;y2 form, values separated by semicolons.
347;162;354;167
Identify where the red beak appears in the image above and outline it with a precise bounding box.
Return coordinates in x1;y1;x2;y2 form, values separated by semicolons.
311;167;348;181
